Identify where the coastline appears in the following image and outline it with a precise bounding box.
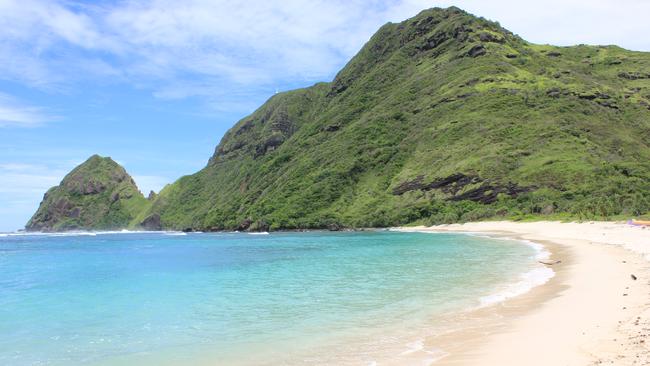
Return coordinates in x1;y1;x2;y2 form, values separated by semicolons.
395;221;650;365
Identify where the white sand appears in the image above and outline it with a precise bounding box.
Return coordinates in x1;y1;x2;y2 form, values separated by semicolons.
395;221;650;365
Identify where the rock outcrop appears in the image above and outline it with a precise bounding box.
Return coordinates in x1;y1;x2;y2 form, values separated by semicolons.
26;155;148;232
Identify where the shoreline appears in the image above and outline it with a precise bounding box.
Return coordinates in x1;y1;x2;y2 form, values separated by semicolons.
395;221;650;365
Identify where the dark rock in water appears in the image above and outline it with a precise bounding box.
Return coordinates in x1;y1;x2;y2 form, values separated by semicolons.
328;222;343;231
237;218;253;231
249;220;269;232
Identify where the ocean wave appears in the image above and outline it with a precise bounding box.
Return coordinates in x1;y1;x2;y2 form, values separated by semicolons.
474;238;555;307
164;232;187;236
1;232;98;237
398;339;450;364
0;230;174;238
248;232;269;235
479;265;554;307
401;230;556;308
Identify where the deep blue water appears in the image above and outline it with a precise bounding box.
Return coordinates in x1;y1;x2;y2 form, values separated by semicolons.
0;231;547;365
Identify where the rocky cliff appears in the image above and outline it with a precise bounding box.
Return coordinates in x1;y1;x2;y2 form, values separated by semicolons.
26;155;148;231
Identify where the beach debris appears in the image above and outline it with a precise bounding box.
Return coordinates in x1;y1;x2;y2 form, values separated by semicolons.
628;219;650;226
631;274;637;280
538;259;562;265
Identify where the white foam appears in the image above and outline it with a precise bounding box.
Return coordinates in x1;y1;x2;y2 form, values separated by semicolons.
392;229;556;309
396;338;450;365
400;339;425;355
479;266;554;307
248;232;269;235
473;237;555;307
0;230;181;237
163;232;187;236
48;232;97;237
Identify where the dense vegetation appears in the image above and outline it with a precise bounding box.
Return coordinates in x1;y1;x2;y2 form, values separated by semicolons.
138;7;650;231
28;7;650;231
26;155;149;231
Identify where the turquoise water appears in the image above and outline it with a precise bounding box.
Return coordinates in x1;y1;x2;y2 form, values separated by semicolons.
0;231;549;365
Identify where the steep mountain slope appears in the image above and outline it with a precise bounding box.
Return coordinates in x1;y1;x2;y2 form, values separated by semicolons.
26;155;149;231
141;6;650;231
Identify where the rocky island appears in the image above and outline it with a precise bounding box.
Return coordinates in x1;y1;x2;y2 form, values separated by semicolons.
26;155;148;232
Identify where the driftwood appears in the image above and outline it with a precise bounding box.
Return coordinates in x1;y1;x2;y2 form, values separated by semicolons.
538;259;562;266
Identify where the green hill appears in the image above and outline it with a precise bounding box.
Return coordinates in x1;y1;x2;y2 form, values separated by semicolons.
26;155;149;232
139;7;650;231
28;7;650;232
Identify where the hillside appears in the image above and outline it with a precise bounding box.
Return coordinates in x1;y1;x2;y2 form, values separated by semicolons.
29;7;650;232
26;155;149;232
136;6;650;231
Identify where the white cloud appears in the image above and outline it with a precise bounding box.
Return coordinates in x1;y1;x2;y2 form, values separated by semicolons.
0;162;64;193
0;93;55;127
0;162;67;231
0;0;648;102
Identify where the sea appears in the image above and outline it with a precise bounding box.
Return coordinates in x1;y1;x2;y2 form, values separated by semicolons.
0;230;553;365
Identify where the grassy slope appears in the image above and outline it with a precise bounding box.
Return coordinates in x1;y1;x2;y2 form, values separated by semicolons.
143;7;650;230
27;155;149;231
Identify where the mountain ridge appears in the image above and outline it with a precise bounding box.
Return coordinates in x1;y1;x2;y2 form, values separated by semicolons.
27;7;650;231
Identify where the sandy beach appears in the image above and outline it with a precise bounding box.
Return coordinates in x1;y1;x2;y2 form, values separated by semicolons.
395;221;650;365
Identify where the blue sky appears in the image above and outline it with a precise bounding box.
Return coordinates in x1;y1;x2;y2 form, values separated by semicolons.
1;0;649;232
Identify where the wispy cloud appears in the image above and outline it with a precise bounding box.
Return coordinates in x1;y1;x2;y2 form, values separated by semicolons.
0;93;55;127
0;0;434;96
0;162;65;193
1;0;649;103
0;162;65;231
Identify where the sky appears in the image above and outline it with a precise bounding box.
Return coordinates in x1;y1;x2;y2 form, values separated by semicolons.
1;0;649;232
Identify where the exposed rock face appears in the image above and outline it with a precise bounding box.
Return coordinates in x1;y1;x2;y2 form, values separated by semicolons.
25;155;148;232
618;71;650;80
140;214;162;231
392;173;532;204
